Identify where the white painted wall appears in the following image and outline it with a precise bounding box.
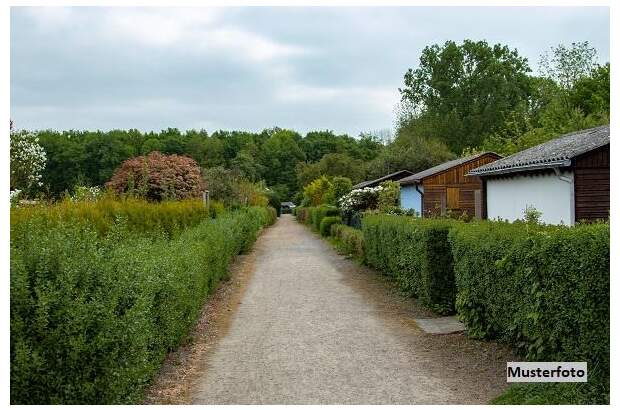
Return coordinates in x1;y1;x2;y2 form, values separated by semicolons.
486;171;574;225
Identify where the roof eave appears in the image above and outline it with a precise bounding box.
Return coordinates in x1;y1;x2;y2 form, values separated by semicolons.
399;178;421;186
467;159;572;177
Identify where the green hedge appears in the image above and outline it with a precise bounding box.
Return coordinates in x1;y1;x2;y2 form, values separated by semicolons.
362;215;457;314
294;205;340;232
319;216;341;237
330;224;364;259
449;221;609;402
294;206;310;224
310;205;339;231
10;206;274;404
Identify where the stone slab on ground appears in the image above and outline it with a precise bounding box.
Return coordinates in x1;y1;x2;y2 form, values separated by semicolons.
415;316;466;334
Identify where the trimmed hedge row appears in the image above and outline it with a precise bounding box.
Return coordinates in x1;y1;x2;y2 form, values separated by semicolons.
10;197;226;238
295;205;340;232
311;206;339;231
10;206;275;404
363;215;457;314
449;221;609;402
330;223;364;259
320;216;342;237
358;214;609;403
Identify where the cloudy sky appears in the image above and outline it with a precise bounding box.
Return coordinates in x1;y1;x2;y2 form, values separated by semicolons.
11;6;609;137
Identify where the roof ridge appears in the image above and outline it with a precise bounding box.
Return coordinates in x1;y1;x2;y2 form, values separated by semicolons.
399;151;500;184
468;125;609;177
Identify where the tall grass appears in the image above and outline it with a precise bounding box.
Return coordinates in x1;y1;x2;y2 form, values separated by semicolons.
10;197;225;237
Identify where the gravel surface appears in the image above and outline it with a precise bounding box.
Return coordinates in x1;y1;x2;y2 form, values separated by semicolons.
189;215;515;404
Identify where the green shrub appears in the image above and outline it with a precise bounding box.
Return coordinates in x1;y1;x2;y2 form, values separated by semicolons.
294;205;339;231
449;221;609;403
265;191;281;216
310;205;340;231
294;206;310;224
330;224;364;259
362;215;457;314
377;180;400;212
492;381;607;405
265;206;278;225
319;216;342;237
10;206;273;404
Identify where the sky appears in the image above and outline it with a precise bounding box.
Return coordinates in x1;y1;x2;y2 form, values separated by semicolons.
10;6;610;137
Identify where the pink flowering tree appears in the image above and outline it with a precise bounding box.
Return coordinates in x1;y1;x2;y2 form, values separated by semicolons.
106;151;204;201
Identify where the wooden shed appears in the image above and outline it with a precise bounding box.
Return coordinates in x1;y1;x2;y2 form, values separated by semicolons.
468;125;609;225
398;152;501;218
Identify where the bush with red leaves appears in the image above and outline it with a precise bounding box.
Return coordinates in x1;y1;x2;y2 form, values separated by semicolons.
106;151;204;201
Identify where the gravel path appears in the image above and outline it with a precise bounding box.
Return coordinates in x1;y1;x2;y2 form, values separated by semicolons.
190;214;513;404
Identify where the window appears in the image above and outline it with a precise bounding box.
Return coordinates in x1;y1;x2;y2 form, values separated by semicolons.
447;187;459;209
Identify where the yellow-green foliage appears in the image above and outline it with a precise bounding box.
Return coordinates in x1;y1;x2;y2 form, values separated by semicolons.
303;176;332;206
295;206;310;224
377;180;401;212
10;206;273;404
10;197;225;237
264;206;278;225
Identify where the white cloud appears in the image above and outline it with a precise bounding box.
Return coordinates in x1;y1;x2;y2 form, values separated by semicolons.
97;8;308;62
205;28;307;62
23;6;74;28
276;83;398;114
275;84;341;102
23;7;308;62
103;9;191;47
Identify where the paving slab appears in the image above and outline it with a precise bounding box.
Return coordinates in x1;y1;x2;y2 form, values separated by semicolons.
415;316;466;334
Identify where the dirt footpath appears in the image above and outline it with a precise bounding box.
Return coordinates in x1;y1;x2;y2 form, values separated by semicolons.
168;214;513;404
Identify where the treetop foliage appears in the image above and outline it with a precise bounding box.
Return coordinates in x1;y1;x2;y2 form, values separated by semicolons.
398;40;609;157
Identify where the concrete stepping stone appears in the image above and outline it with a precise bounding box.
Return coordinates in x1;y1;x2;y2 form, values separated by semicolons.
415;316;466;334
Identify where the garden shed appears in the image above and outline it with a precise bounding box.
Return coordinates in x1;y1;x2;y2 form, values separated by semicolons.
352;169;413;190
468;125;609;225
398;152;501;218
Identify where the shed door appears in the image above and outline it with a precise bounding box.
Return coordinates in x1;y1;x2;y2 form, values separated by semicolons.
446;187;459;209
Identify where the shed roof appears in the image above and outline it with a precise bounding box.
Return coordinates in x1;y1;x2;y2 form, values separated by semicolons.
352;169;414;189
398;152;499;185
468;125;610;177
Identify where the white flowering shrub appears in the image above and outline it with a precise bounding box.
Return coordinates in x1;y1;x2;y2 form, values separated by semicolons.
10;189;22;208
10;124;47;195
338;185;383;213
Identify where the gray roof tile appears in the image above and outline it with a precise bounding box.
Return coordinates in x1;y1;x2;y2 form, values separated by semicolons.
353;169;413;189
468;125;610;176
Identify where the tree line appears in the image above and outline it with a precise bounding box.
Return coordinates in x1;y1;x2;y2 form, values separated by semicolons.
32;127;385;202
21;40;609;203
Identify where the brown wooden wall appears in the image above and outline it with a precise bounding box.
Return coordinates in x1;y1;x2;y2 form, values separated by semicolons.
574;144;609;221
422;153;501;218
